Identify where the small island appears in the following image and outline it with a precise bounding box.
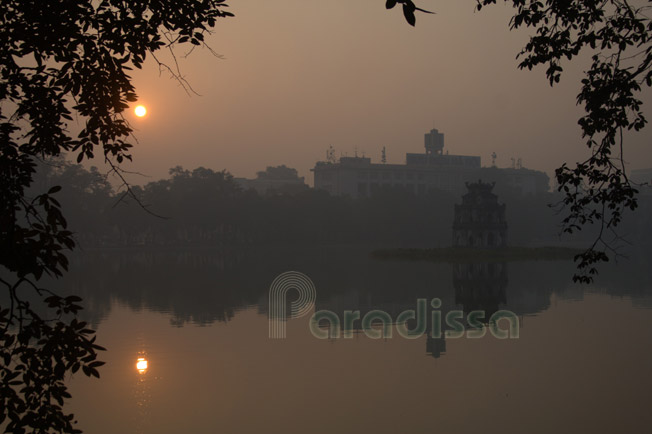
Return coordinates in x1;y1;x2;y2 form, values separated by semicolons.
372;180;582;263
371;246;583;263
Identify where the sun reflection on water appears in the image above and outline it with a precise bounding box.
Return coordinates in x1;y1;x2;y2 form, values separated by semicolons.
136;357;148;373
134;353;151;434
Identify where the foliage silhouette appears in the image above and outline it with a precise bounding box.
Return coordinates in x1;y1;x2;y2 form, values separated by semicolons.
0;1;233;432
42;161;643;250
402;1;651;281
473;0;652;281
386;0;436;26
1;0;650;429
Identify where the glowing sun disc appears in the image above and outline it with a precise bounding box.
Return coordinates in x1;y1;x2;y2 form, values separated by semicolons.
134;105;147;117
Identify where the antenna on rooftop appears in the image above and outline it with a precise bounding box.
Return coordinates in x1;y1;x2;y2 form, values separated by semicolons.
491;152;497;167
381;146;387;164
326;145;336;163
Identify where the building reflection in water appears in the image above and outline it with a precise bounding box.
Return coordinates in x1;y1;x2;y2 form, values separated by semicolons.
426;262;509;359
311;261;515;359
453;262;507;318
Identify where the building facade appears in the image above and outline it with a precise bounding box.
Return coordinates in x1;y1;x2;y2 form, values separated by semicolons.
235;165;308;195
312;129;549;197
631;168;652;195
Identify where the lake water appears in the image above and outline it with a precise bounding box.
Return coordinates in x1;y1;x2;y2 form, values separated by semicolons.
55;246;652;434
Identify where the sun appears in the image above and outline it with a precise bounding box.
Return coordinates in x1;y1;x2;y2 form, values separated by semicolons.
134;105;147;117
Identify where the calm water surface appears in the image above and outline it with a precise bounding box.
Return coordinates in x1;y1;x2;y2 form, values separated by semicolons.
54;246;652;434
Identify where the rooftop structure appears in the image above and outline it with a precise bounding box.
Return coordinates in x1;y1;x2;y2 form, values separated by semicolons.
312;129;549;197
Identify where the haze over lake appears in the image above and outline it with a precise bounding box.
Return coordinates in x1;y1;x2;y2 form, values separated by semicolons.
39;246;651;434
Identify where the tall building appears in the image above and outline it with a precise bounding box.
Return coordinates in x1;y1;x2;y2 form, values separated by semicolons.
312;129;548;197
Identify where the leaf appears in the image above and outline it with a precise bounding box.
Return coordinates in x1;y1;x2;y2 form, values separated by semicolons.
403;2;416;26
386;0;397;9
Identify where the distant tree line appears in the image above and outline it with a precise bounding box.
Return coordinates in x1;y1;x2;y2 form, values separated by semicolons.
31;159;652;250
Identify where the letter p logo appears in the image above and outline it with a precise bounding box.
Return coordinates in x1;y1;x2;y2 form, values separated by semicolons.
269;271;316;339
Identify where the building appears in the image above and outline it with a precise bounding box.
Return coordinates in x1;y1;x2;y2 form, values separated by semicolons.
452;180;508;248
631;168;652;195
312;129;549;197
235;165;308;195
631;168;652;184
477;166;550;196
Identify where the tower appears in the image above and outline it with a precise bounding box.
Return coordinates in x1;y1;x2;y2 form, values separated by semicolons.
452;180;508;248
424;128;444;155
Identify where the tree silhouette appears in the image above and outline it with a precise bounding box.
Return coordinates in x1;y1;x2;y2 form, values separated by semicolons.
1;0;649;429
474;0;652;282
0;1;233;432
401;0;651;281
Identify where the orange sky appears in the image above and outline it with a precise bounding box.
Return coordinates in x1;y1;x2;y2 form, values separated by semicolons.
116;0;652;185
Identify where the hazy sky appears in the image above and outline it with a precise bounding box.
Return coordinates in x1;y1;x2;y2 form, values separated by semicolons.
118;0;652;186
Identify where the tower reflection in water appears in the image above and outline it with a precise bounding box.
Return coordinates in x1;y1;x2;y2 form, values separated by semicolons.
426;262;508;358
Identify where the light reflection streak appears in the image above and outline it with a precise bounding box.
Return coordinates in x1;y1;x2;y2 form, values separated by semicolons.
133;351;151;434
